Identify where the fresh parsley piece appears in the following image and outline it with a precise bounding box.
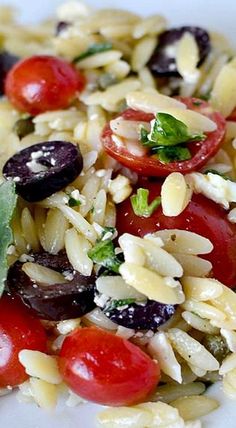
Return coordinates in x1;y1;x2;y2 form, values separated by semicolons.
105;298;136;311
199;91;211;101
153;145;191;163
73;42;113;63
0;181;17;296
131;188;161;218
140;126;149;144
68;197;81;207
88;236;122;274
101;226;116;239
143;113;205;148
192;100;203;106
204;169;231;180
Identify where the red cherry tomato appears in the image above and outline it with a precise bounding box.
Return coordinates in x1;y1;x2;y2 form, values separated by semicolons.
59;327;160;406
0;295;47;387
101;98;226;176
116;179;236;288
5;55;85;115
227;108;236;121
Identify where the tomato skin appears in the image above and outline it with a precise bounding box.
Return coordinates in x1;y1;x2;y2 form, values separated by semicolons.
59;327;160;406
5;55;85;115
117;179;236;288
0;295;47;387
102;98;226;176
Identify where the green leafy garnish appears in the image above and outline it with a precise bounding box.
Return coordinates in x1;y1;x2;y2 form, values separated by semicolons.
73;42;113;63
153;145;191;163
199;91;211;101
192;100;203;106
101;226;116;239
88;233;121;274
140;126;149;144
204;169;231;181
68;197;81;207
105;298;136;312
0;181;17;296
143;113;205;148
131;188;161;218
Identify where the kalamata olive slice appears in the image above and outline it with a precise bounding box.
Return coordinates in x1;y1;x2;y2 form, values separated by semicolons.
3;141;83;202
7;252;96;321
0;51;19;95
148;26;211;77
103;299;176;331
55;21;71;35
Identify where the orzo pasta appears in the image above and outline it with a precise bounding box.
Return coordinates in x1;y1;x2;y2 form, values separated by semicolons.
0;2;236;428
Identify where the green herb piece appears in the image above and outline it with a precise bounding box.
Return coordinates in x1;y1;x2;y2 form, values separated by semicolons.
68;197;81;207
13;116;34;139
140;126;149;144
199;91;211;101
106;298;136;311
0;181;17;296
73;42;113;63
192;100;203;106
88;236;122;274
144;113;205;148
131;188;161;218
101;226;116;239
204;169;231;181
153;145;191;163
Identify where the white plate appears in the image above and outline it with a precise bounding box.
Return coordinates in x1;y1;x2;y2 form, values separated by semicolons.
1;0;236;427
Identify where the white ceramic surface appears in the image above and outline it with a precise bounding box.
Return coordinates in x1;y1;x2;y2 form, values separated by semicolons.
1;0;236;427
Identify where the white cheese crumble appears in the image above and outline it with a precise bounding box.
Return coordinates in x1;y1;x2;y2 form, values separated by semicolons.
70;189;86;205
19;254;34;262
186;172;236;209
26;159;48;174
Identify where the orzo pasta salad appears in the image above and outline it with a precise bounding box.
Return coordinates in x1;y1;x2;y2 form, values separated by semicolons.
1;1;236;427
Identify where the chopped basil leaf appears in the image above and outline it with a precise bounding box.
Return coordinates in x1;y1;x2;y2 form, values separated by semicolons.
204;169;231;181
0;181;17;296
153;145;191;163
192;100;203;106
73;42;113;63
106;298;136;311
131;188;161;218
88;236;122;274
101;226;116;239
68;197;81;207
140;126;149;144
144;113;205;148
199;91;211;101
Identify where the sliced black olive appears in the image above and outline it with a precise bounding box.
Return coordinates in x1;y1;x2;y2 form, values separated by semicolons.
0;51;19;95
3;141;83;202
7;252;96;321
13;117;35;139
55;21;71;36
148;26;211;77
103;299;176;331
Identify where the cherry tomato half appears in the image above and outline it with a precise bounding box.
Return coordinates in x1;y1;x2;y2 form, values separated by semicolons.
101;98;226;176
5;55;85;115
0;295;47;387
227;107;236;121
116;179;236;288
59;327;160;406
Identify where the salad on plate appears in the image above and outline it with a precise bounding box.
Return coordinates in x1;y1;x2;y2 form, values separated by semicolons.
0;1;236;427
